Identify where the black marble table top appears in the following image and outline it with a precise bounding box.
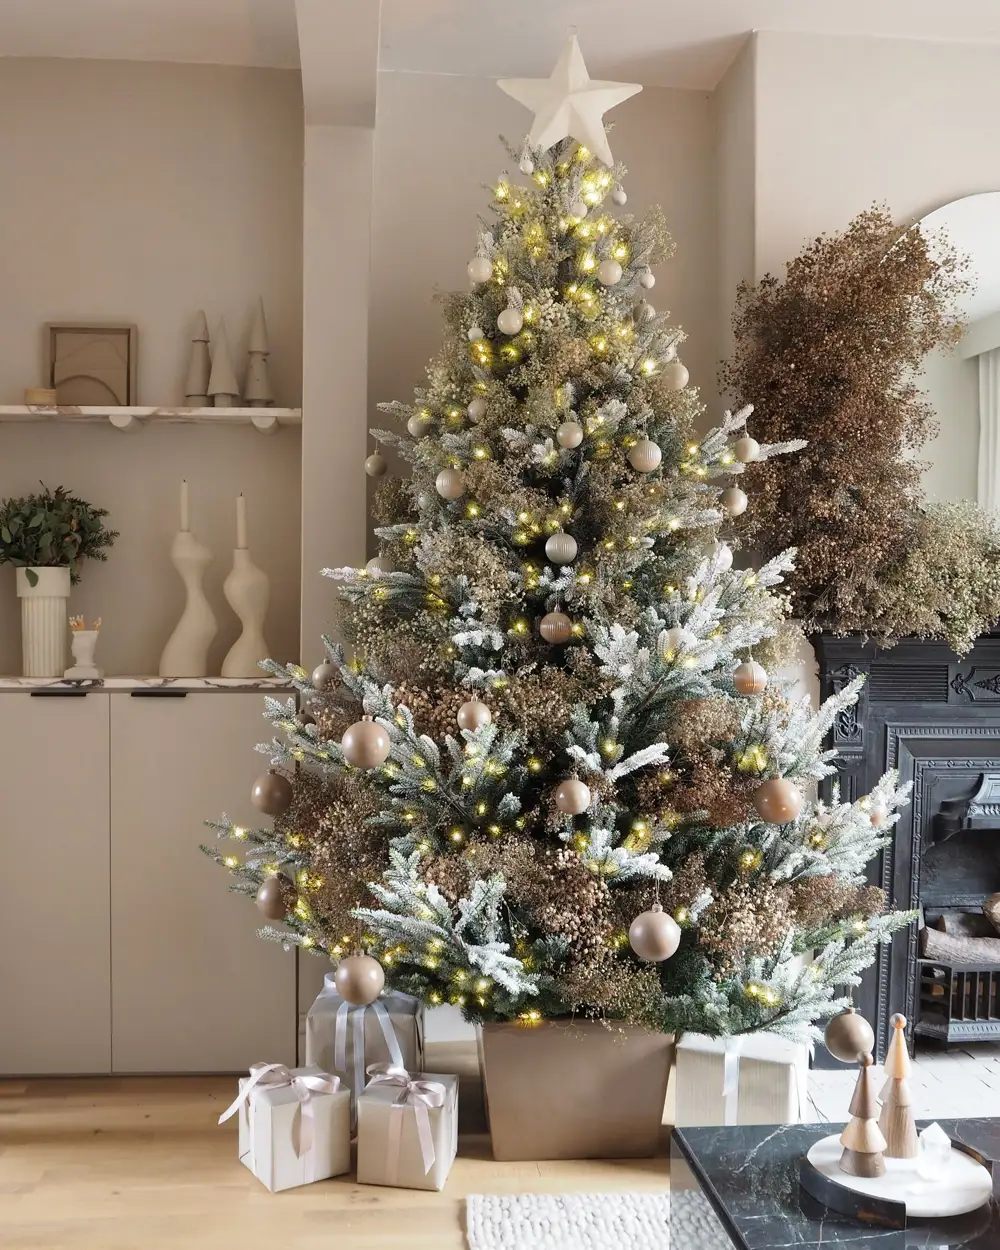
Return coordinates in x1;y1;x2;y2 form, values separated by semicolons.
671;1119;1000;1249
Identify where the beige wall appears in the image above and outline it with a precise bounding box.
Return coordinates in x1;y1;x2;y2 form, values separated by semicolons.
713;38;755;376
367;70;720;510
0;59;304;675
752;31;1000;501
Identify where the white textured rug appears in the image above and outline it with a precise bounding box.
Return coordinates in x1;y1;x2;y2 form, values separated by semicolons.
466;1193;671;1250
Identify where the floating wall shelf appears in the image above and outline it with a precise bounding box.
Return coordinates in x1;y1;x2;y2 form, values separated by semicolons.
0;406;302;434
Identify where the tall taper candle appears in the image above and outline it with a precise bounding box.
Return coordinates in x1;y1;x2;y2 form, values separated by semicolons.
180;479;190;532
236;493;247;549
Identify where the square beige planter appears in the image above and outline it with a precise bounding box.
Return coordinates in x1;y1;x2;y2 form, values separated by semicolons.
478;1019;674;1160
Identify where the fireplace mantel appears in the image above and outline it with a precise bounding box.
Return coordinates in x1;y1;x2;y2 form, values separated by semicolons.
814;632;1000;1064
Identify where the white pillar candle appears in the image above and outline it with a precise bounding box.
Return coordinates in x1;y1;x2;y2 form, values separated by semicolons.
236;493;247;549
180;479;190;532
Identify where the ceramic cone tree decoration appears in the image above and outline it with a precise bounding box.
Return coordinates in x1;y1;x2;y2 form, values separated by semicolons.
185;310;211;405
244;298;274;407
204;36;911;1045
208;317;239;407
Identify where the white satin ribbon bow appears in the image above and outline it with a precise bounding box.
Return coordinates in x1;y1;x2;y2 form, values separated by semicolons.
365;1063;447;1180
335;998;405;1123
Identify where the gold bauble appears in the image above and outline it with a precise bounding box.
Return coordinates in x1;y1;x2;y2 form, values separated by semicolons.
733;660;768;696
539;611;572;644
250;770;293;816
556;421;584;449
720;486;748;517
457;698;492;731
553;778;591;815
824;1007;875;1063
752;777;803;824
334;953;385;1006
341;715;391;769
734;435;760;463
255;873;293;920
627;439;663;473
364;453;387;477
435;468;465;500
545;530;578;565
628;903;681;962
661;361;689;391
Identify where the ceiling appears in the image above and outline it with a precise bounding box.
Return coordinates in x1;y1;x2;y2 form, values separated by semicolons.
3;0;1000;88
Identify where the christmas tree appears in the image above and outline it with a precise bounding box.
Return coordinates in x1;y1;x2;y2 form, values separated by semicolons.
204;39;911;1042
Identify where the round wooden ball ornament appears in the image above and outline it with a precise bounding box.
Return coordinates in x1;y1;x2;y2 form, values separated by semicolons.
311;660;337;690
557;421;584;449
436;468;465;500
720;486;748;517
365;453;387;478
597;259;623;286
627;439;662;473
467;256;493;284
629;903;681;962
753;777;803;824
251;770;293;817
341;715;391;769
545;531;578;565
733;660;768;696
554;778;591;815
497;307;524;336
661;361;689;391
539;611;572;644
256;873;293;920
824;1006;875;1063
334;953;385;1006
467;397;487;422
407;412;433;438
457;698;492;731
734;435;760;463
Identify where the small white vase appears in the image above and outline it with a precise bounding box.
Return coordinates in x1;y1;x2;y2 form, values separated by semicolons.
16;566;71;677
159;530;217;677
221;548;271;677
65;630;102;680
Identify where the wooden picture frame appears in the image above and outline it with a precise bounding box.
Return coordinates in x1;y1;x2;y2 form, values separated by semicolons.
45;323;138;406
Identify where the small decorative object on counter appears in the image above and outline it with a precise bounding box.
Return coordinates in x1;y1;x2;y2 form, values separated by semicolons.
207;316;239;407
65;616;103;679
305;973;424;1120
24;387;57;406
879;1014;918;1158
159;480;217;677
243;298;274;407
674;1032;809;1127
823;1005;875;1064
221;494;271;679
218;1062;351;1193
839;1053;886;1178
916;1121;953;1181
184;310;211;405
356;1064;459;1191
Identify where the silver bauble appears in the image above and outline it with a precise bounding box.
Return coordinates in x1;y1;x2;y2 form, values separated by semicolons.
407;412;433;438
457;698;492;731
341;716;391;769
553;778;591;815
435;468;465;500
497;307;524;336
251;770;293;817
467;397;488;422
639;268;656;289
570;200;588;219
311;660;337;690
364;453;387;478
720;486;748;517
612;187;627;205
824;1007;875;1064
734;435;760;463
545;531;578;565
629;903;681;962
334;953;385;1006
753;778;803;824
467;256;493;284
627;439;662;473
733;660;768;696
597;259;623;286
519;156;534;174
366;556;394;578
467;325;485;342
661;361;689;391
539;611;572;644
556;421;584;449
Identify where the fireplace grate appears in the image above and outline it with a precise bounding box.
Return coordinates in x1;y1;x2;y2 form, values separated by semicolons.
917;959;1000;1043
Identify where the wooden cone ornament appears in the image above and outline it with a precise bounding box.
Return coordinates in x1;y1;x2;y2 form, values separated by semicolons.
251;770;293;816
824;1005;875;1063
341;714;391;769
839;1054;886;1178
457;697;492;731
629;903;681;962
879;1014;918;1158
334;953;385;1006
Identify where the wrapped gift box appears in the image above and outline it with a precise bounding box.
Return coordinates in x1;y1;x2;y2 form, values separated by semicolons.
356;1069;459;1191
228;1063;352;1193
674;1033;809;1127
305;975;424;1108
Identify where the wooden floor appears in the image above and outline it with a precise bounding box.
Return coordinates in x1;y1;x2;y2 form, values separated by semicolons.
0;1075;670;1250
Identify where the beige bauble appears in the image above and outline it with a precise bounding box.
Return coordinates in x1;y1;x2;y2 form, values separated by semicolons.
545;531;578;565
734;435;760;463
407;412;433;438
341;715;391;769
597;259;623;286
366;555;394;578
334;953;385;1006
467;256;493;284
435;468;465;500
365;453;387;478
753;778;803;824
553;778;591;815
639;268;656;290
457;698;492;731
733;660;768;696
467;397;487;422
629;903;681;962
557;421;584;449
720;486;748;517
250;770;293;817
870;804;889;828
311;660;337;690
255;873;293;920
627;439;662;473
539;611;572;644
661;361;689;391
824;1006;875;1064
497;307;524;336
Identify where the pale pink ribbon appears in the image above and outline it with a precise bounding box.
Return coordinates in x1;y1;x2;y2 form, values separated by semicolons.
218;1062;340;1182
365;1063;447;1180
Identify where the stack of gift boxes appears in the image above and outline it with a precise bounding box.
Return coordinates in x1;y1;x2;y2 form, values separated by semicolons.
218;974;458;1193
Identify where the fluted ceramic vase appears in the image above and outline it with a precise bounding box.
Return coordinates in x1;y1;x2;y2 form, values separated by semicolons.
17;566;71;677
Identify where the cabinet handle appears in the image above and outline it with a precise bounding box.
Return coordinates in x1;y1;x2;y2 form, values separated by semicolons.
30;689;87;697
130;690;188;698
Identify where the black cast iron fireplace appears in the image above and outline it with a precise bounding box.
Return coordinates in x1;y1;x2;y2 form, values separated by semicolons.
814;633;1000;1066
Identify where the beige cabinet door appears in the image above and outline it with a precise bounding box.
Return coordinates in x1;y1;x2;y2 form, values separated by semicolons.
110;692;295;1072
0;692;111;1074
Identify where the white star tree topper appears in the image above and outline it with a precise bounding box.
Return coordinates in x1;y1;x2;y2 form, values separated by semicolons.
498;34;641;168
